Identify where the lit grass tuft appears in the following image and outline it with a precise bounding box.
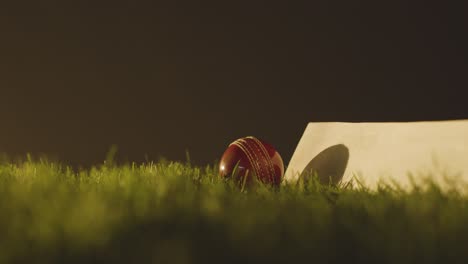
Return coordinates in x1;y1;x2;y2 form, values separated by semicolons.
0;158;467;263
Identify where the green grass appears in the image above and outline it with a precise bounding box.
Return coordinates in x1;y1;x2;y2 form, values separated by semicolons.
0;157;468;264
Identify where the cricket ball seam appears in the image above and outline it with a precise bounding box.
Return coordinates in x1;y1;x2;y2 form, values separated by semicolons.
239;138;268;183
248;136;276;183
231;140;261;180
240;139;266;181
242;138;268;184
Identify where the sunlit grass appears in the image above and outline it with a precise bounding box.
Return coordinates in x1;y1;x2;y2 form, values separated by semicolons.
0;157;467;263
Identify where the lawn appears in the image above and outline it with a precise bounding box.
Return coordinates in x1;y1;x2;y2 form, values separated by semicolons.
0;156;467;263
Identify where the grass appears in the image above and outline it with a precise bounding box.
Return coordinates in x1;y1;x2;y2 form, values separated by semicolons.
0;157;468;264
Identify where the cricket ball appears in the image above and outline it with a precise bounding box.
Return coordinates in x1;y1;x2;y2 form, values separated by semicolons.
219;136;284;186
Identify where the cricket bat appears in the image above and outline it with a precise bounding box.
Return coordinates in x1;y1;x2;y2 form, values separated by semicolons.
285;120;468;189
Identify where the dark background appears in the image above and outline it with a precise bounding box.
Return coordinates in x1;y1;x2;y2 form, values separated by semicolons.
0;1;467;167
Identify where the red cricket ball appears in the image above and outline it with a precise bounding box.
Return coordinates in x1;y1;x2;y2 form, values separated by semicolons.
219;136;284;186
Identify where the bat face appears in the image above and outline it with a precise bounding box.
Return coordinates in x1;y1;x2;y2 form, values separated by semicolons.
300;144;349;186
286;120;468;189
